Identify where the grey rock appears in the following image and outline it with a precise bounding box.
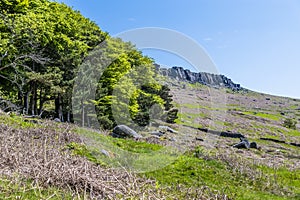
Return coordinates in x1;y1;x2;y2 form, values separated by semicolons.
157;65;242;91
233;138;250;149
112;125;142;139
233;138;258;149
158;125;178;133
101;149;110;157
54;118;61;122
150;131;164;137
250;142;258;149
195;137;204;141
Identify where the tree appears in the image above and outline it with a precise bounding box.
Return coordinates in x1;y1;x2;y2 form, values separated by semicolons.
0;0;177;129
75;38;177;129
0;0;106;120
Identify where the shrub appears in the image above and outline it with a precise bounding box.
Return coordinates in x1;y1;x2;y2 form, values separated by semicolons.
283;118;297;130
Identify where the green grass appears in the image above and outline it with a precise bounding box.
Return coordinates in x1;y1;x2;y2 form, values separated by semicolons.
71;126;300;200
1;114;299;199
113;138;162;153
144;147;300;200
0;177;78;200
73;127;180;173
286;129;300;137
0;114;41;129
242;111;281;121
66;142;107;166
187;82;207;89
181;103;228;111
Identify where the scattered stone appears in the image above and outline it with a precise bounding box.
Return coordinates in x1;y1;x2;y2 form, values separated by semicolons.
195;137;204;141
220;132;245;139
158;126;178;134
111;125;142;139
197;127;245;138
250;142;258;149
169;137;176;142
150;131;164;137
233;138;258;149
233;138;250;149
101;149;110;157
290;142;300;147
54;118;61;122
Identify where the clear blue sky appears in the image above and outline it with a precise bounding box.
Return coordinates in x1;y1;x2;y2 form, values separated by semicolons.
59;0;300;99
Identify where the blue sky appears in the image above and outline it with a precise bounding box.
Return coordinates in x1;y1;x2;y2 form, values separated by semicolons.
59;0;300;98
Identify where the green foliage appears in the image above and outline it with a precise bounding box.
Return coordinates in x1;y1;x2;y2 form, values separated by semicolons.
283;118;297;130
66;142;106;166
144;149;300;200
74;37;176;129
0;177;77;200
243;111;281;121
113;139;162;153
0;0;106;119
0;0;29;14
0;113;41;128
1;0;177;126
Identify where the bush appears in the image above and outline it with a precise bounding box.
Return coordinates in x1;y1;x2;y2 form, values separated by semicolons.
283;118;297;130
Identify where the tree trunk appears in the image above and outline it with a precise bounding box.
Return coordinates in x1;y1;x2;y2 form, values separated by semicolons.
18;92;23;109
24;92;30;115
67;110;71;122
33;83;38;115
87;115;90;127
81;99;85;127
39;89;44;117
55;94;64;122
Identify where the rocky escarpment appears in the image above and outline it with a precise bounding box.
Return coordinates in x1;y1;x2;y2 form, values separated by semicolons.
156;65;241;91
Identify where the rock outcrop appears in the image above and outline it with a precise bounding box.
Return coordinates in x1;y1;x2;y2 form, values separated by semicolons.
111;125;142;139
156;65;241;91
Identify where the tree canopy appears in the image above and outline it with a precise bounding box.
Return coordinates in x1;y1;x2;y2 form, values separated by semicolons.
0;0;177;129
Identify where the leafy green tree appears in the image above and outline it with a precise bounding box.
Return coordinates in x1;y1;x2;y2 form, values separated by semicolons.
0;0;177;129
0;0;106;120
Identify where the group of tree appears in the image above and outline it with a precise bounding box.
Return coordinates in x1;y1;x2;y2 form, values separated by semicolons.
0;0;177;129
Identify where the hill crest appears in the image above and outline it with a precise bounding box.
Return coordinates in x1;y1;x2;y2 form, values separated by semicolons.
155;64;241;91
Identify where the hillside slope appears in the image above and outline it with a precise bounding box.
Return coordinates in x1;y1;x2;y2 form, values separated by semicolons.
0;76;299;199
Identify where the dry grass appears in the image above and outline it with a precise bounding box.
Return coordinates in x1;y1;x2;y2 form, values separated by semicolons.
0;119;230;199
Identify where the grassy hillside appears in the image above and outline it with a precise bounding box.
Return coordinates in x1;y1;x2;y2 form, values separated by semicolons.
0;80;300;199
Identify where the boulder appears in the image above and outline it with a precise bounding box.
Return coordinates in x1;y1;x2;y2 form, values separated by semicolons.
233;138;258;149
233;138;250;149
101;149;110;157
112;125;142;139
158;125;178;133
150;131;164;137
54;118;61;122
250;142;258;149
195;137;204;141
